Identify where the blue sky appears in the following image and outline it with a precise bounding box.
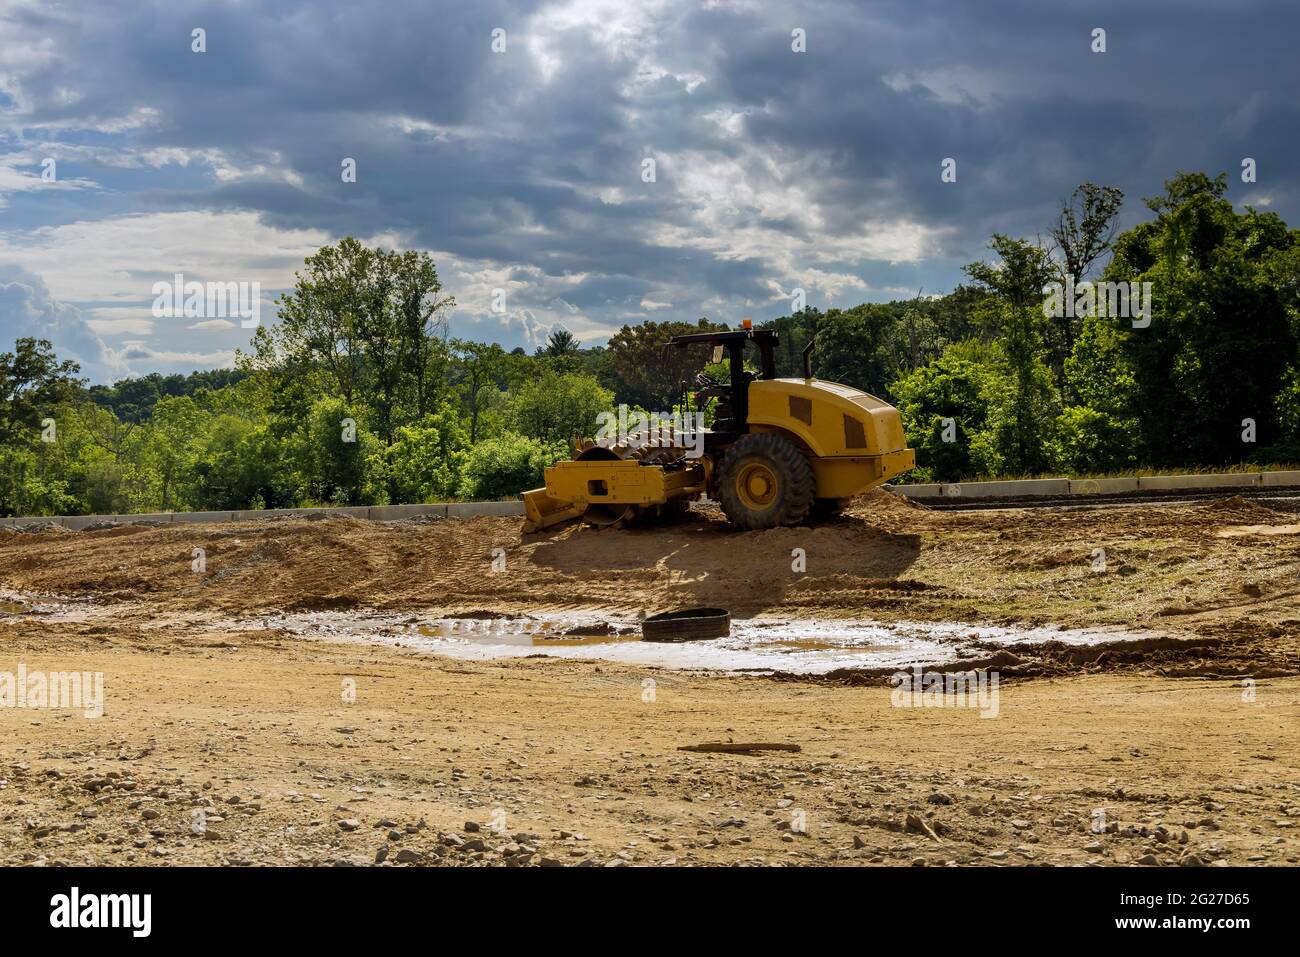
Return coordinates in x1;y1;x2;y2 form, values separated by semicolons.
1;0;1296;382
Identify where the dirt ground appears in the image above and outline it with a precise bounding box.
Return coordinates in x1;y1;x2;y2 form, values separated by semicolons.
1;491;1298;866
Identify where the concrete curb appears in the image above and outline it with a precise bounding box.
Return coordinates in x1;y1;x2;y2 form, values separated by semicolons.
0;500;525;531
894;469;1300;500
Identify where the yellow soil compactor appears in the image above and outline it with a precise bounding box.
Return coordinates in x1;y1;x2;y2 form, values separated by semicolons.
523;326;915;532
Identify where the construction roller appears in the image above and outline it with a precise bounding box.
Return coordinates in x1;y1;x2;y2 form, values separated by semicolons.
522;325;915;533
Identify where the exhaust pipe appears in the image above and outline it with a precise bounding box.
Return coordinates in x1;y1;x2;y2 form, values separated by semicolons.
802;335;816;380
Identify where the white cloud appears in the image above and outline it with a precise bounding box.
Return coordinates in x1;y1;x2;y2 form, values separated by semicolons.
87;318;156;335
647;145;952;301
112;343;237;366
0;210;329;306
0;213;394;380
0;155;99;207
0;267;122;380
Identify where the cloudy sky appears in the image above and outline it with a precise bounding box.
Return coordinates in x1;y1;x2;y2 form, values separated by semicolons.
1;0;1295;382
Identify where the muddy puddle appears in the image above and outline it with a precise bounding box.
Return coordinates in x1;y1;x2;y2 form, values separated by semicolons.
0;589;98;621
0;586;1167;675
221;610;1163;675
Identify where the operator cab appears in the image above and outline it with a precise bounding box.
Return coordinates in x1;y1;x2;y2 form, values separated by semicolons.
669;325;779;434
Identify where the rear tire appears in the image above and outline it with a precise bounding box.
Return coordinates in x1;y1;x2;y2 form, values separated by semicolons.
716;433;815;530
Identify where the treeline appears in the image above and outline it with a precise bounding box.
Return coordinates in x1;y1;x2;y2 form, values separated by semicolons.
86;368;247;424
777;173;1300;479
0;234;723;516
1;171;1297;517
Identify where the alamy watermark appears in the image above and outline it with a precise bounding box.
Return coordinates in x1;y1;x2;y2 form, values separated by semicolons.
594;405;706;458
1043;275;1152;328
0;663;103;718
49;887;150;937
151;273;261;328
889;666;999;718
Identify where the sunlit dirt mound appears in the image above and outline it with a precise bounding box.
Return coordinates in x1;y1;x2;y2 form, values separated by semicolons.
0;505;924;617
1197;494;1289;523
844;486;929;516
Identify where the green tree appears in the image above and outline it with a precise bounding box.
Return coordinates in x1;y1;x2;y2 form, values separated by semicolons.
1049;406;1138;474
964;235;1059;472
1109;172;1299;465
605;318;728;409
1047;183;1125;397
759;307;820;377
449;340;510;443
294;397;377;505
373;406;469;503
506;371;613;446
389;249;454;418
190;417;279;509
809;299;954;398
460;432;565;500
143;395;205;510
0;338;82;450
891;340;1009;481
544;328;580;356
811;305;900;395
251;238;453;446
1053;313;1141;472
0;446;78;516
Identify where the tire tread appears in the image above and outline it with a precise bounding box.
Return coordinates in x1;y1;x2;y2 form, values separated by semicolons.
716;432;815;530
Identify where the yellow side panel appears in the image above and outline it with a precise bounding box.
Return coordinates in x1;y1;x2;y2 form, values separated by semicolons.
746;379;915;498
811;449;917;498
746;379;910;458
543;460;704;506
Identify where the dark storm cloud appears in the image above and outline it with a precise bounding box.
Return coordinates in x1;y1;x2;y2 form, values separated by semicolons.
3;0;1298;374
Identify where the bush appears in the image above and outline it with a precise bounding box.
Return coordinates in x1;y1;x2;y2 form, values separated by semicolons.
294;398;382;506
506;371;614;445
460;432;566;500
191;416;282;509
373;408;468;503
1276;364;1300;441
891;341;1009;481
1049;405;1139;474
0;447;78;516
